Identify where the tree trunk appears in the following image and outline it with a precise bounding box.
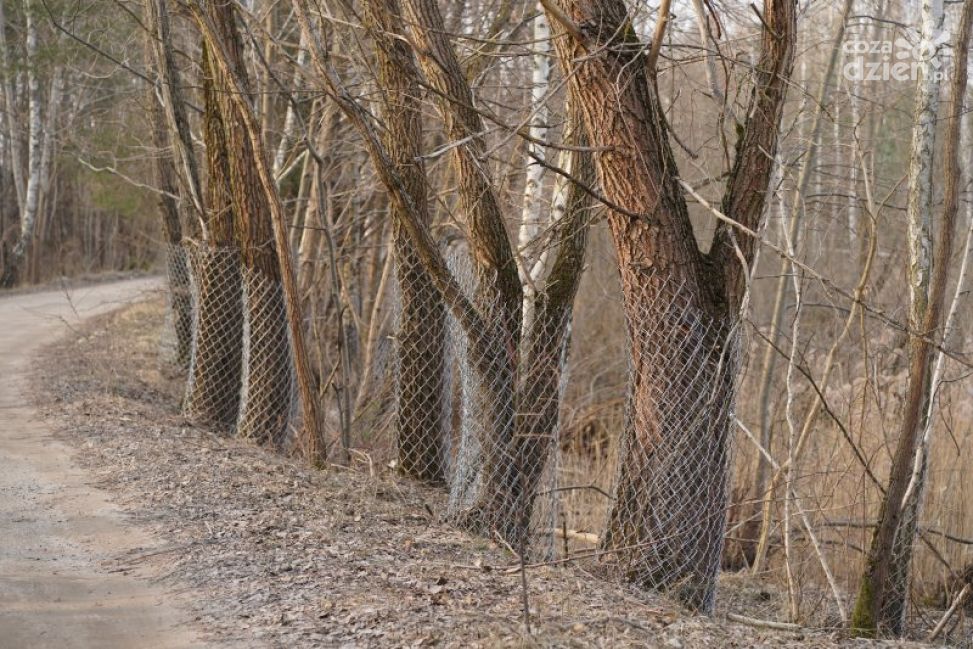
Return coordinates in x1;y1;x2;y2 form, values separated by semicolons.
184;241;244;426
543;0;795;611
183;40;243;429
204;0;291;446
194;0;326;463
0;0;24;221
294;0;588;545
518;2;552;331
851;0;971;635
401;0;523;527
2;0;42;287
472;119;594;549
546;0;727;610
148;0;205;233
364;0;448;484
145;17;191;367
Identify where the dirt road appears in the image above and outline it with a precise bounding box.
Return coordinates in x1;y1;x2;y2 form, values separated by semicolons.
0;279;207;649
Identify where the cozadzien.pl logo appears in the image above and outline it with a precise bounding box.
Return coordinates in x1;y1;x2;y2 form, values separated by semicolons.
842;31;951;82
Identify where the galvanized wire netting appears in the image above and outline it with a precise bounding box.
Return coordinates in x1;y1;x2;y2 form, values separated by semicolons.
160;239;745;612
441;292;569;558
385;250;741;590
599;275;740;613
183;243;244;429
238;266;295;446
176;243;297;447
372;243;568;558
389;248;451;485
147;225;973;635
159;243;193;367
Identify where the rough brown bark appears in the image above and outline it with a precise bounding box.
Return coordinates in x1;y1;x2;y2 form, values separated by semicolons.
364;0;447;484
293;0;587;541
401;0;522;319
202;0;290;446
148;0;205;232
543;0;795;611
401;0;524;533
144;8;192;366
183;40;243;428
184;241;244;425
194;0;326;464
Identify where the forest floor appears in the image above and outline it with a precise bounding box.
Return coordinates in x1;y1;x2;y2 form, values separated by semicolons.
28;292;939;648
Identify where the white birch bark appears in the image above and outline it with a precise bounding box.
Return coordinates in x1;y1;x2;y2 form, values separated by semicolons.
905;0;945;330
902;47;972;510
517;3;551;326
9;0;42;266
0;0;24;214
38;68;62;203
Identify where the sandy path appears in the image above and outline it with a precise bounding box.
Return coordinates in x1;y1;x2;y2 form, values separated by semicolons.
0;279;207;649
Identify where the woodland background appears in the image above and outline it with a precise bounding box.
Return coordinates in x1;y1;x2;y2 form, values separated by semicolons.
1;0;971;640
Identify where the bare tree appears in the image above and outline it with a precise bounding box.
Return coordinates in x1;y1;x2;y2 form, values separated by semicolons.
191;0;326;463
148;0;206;232
182;34;245;428
1;0;60;287
145;1;192;366
293;0;592;545
851;0;973;635
195;0;292;444
541;0;796;610
362;0;448;483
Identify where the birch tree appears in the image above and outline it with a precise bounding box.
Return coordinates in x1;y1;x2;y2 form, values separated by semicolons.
1;0;59;287
851;0;973;635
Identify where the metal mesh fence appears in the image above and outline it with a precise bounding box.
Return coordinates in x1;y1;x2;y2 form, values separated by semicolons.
179;243;298;447
390;249;450;485
320;244;746;609
382;244;568;558
159;243;193;368
599;274;740;613
442;296;570;558
388;251;740;599
160;238;746;614
146;226;973;636
237;266;295;446
183;243;244;430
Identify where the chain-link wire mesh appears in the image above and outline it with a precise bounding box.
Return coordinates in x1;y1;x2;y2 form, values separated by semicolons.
597;274;740;613
183;243;244;429
149;224;973;635
442;296;569;555
372;243;568;558
387;249;742;603
237;266;295;445
390;248;450;485
172;235;747;613
181;243;300;448
159;242;193;367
